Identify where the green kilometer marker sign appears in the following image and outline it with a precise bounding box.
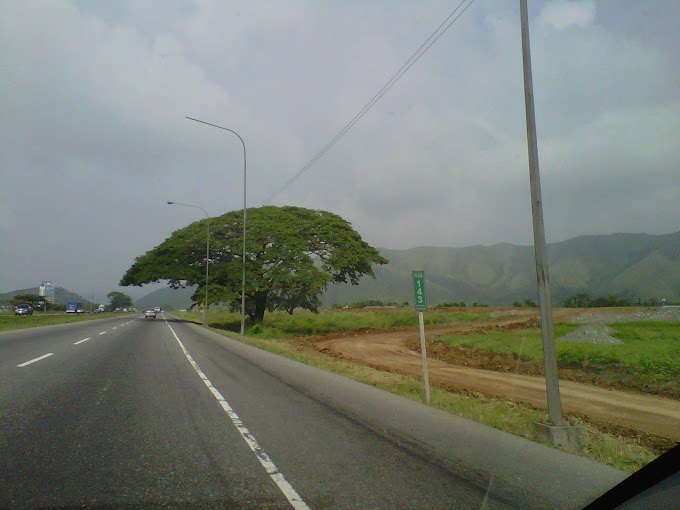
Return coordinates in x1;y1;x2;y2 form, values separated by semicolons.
412;270;430;404
412;271;427;311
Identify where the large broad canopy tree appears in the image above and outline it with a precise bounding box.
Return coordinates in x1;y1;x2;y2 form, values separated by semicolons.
107;291;133;309
120;206;387;323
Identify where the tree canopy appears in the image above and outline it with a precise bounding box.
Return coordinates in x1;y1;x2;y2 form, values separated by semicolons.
11;293;41;307
120;206;387;323
107;291;133;309
562;293;635;308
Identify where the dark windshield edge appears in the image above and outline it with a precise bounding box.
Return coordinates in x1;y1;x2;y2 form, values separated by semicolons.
581;443;679;509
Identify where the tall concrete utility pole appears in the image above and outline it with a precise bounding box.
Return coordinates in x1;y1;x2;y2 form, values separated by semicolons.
519;0;564;427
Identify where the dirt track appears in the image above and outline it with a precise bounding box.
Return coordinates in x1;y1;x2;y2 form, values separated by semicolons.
316;315;680;442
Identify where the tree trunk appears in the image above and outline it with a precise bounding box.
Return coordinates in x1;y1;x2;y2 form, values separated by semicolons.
253;291;268;324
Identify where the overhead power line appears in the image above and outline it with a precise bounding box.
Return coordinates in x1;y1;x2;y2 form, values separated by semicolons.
262;0;478;205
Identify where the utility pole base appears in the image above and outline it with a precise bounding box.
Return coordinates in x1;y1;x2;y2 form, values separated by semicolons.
535;422;583;450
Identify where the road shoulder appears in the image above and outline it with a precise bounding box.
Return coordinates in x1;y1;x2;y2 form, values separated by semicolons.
177;320;627;510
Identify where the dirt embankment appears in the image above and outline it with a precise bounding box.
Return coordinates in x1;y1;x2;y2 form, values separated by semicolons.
313;309;680;448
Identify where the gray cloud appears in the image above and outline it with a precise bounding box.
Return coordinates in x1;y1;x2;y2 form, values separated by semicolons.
1;0;678;297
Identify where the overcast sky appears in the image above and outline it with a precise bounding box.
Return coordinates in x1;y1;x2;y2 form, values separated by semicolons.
1;0;678;299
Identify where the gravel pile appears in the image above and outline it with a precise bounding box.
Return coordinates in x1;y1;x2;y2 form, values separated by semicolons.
562;323;623;345
560;307;679;345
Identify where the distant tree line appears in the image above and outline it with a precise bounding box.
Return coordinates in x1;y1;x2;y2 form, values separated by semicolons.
507;293;665;308
436;301;490;308
332;299;410;309
435;301;467;308
512;299;539;308
562;293;660;308
327;293;668;311
328;299;494;309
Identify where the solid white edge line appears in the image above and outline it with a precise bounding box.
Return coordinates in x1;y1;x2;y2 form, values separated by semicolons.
74;337;91;345
17;353;54;367
164;319;310;510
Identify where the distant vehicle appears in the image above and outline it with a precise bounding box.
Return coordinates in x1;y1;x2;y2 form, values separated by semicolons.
76;305;85;314
14;303;33;316
144;308;156;319
66;302;80;314
95;304;106;313
154;306;161;313
122;308;128;312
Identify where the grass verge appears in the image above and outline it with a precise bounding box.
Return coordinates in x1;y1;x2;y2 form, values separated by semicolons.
189;308;490;339
185;315;657;473
434;321;680;397
0;312;125;332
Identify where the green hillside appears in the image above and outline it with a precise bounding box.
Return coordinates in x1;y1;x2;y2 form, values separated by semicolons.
323;231;680;306
135;286;196;310
0;287;92;306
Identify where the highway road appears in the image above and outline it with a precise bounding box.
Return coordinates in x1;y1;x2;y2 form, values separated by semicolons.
0;315;626;509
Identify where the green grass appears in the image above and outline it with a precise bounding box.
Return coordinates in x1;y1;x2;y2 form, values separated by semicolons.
182;308;490;339
435;323;578;362
437;321;680;386
0;312;125;332
607;322;680;384
199;325;657;473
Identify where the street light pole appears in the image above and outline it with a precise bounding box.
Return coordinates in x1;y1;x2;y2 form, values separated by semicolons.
186;116;247;336
167;201;210;327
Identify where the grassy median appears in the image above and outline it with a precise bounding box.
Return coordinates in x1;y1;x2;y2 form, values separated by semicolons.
0;312;127;332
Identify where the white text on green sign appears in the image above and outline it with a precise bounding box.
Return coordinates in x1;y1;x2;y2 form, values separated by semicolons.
412;271;427;311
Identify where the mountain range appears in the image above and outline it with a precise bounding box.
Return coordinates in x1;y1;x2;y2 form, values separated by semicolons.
322;231;680;306
0;287;94;306
135;286;196;310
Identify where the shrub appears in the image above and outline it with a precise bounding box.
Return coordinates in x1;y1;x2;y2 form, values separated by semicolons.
349;299;385;308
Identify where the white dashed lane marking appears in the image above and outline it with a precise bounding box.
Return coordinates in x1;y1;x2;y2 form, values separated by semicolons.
17;353;54;367
74;338;91;345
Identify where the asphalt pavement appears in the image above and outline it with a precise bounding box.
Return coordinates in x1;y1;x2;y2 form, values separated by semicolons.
0;314;627;509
